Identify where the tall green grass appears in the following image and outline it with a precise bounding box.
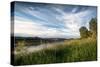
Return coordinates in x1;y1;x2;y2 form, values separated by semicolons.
14;37;97;65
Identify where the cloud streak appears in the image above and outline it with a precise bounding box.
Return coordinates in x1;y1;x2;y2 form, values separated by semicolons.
12;2;97;38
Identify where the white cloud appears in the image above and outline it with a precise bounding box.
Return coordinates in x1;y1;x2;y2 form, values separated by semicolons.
14;20;46;37
53;7;66;15
53;8;81;37
54;8;92;38
62;14;81;37
14;6;94;38
71;7;78;13
20;7;49;22
14;19;75;38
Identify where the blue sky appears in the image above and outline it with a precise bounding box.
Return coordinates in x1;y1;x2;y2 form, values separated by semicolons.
12;2;97;38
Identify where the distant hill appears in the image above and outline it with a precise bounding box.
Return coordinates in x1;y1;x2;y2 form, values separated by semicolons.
11;36;67;46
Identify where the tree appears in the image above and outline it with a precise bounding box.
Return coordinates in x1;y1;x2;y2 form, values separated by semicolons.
89;18;97;34
89;18;97;38
88;31;92;37
79;18;97;39
79;26;89;38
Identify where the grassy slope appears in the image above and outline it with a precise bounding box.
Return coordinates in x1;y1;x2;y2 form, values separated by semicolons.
14;37;97;65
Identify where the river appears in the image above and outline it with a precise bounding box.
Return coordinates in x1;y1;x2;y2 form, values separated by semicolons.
14;41;64;55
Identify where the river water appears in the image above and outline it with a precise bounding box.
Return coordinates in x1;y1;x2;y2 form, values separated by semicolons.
27;41;64;52
14;41;64;54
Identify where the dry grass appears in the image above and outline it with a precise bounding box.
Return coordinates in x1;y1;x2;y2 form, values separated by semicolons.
14;37;97;65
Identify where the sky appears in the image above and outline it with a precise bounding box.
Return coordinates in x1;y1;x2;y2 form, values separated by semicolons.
11;2;97;38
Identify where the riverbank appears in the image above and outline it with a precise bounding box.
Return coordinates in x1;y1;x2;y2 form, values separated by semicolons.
14;37;97;65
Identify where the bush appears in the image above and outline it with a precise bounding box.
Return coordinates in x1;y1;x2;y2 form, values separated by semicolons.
79;26;89;38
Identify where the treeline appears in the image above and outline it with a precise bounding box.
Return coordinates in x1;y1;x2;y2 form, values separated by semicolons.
14;36;66;46
79;18;97;38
